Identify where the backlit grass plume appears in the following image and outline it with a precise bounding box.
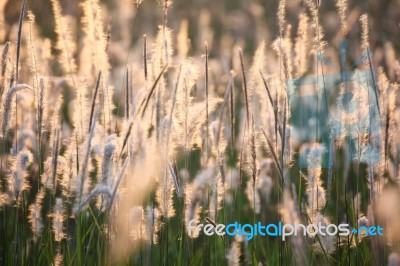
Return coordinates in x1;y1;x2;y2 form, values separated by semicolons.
7;149;33;202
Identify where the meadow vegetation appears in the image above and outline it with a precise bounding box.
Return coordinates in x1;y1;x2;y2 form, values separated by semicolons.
0;0;399;265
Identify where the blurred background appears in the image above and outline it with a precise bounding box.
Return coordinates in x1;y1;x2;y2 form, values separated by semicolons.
1;0;399;74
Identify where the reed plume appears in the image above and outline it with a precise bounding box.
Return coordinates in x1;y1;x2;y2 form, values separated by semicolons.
81;0;113;130
50;198;65;242
335;0;349;35
0;41;9;100
1;84;32;139
28;189;45;241
294;12;309;77
226;238;241;266
51;0;77;75
277;0;286;38
7;149;33;202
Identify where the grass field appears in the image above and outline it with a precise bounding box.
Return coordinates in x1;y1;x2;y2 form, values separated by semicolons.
0;0;399;265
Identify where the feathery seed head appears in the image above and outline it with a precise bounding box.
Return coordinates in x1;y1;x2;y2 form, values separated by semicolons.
278;0;286;37
360;14;369;52
7;149;33;202
51;198;65;242
28;189;45;241
335;0;348;35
